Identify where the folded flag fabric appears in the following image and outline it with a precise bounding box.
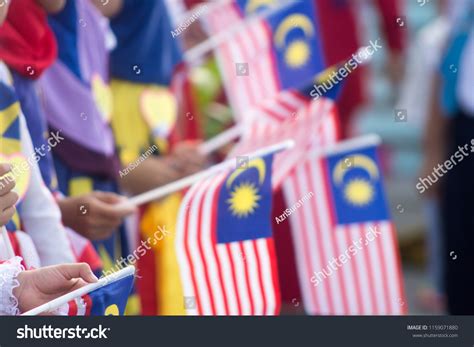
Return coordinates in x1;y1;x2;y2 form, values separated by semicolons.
176;153;280;315
65;268;135;316
283;136;406;315
204;0;326;119
232;94;340;188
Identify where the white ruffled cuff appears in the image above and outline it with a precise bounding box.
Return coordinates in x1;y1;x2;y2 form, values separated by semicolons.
0;256;24;316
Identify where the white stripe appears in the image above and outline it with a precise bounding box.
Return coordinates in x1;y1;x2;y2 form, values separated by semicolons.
296;164;331;314
256;238;277;315
310;159;345;314
243;240;264;314
349;224;373;314
380;222;402;314
175;183;202;315
201;175;227;314
188;180;214;314
283;175;318;314
335;225;359;315
216;244;240;314
364;223;387;314
76;298;86;316
229;243;252;314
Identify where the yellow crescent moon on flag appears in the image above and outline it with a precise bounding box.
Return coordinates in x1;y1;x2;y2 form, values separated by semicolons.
245;0;276;13
274;14;314;68
332;154;379;185
226;158;266;188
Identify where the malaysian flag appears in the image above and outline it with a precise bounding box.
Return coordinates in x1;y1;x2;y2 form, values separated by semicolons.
204;0;326;120
176;153;280;315
283;136;406;315
65;269;135;316
232;93;340;188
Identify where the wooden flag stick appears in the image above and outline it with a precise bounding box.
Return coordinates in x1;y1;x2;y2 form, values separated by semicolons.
120;140;294;208
1;226;14;260
21;266;136;316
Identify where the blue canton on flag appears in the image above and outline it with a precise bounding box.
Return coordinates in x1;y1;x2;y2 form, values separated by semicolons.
87;271;134;316
326;145;390;225
216;154;274;243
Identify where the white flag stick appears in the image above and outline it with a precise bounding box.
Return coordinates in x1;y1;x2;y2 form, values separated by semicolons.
1;226;14;260
21;266;135;316
184;0;298;63
120;140;294;208
197;124;242;155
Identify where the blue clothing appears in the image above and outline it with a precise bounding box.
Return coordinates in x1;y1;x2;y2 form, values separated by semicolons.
110;0;182;85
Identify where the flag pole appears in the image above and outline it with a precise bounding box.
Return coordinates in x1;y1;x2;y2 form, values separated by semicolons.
120;140;294;207
1;226;14;259
198;124;242;155
183;0;298;63
21;266;136;316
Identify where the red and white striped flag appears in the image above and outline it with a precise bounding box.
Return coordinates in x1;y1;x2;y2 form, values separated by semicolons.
176;153;280;315
205;3;279;119
282;136;406;315
233;95;340;187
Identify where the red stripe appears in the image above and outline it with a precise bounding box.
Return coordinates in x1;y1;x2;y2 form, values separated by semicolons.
342;227;363;314
374;222;393;314
225;243;242;315
252;241;267;315
389;223;407;314
320;158;350;314
83;295;92;316
360;224;379;314
288;173;319;312
308;160;335;313
184;189;203;315
265;238;281;315
196;181;217;315
68;300;77;316
239;243;255;315
210;182;230;315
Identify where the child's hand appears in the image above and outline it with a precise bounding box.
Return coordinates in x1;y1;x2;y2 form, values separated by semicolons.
170;141;208;177
0;164;19;227
14;262;98;314
58;192;136;241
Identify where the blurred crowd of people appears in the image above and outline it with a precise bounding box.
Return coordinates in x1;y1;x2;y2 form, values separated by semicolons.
0;0;472;316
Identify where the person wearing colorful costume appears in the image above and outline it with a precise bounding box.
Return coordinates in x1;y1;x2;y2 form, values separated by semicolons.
103;0;207;314
36;0;135;285
0;61;75;268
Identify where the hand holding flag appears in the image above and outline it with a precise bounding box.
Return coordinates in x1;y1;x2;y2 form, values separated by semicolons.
22;266;135;316
15;263;98;314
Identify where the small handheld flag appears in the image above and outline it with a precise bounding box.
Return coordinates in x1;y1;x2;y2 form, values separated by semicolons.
176;152;281;315
22;266;135;316
283;135;406;315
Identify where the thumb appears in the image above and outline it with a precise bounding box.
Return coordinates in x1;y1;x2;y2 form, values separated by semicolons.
56;263;98;284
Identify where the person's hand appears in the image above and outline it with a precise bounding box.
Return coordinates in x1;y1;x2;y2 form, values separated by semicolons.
169;141;207;177
0;164;18;227
14;262;98;314
58;191;136;241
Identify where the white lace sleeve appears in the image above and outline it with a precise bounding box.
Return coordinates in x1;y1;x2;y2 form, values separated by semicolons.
0;256;24;316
